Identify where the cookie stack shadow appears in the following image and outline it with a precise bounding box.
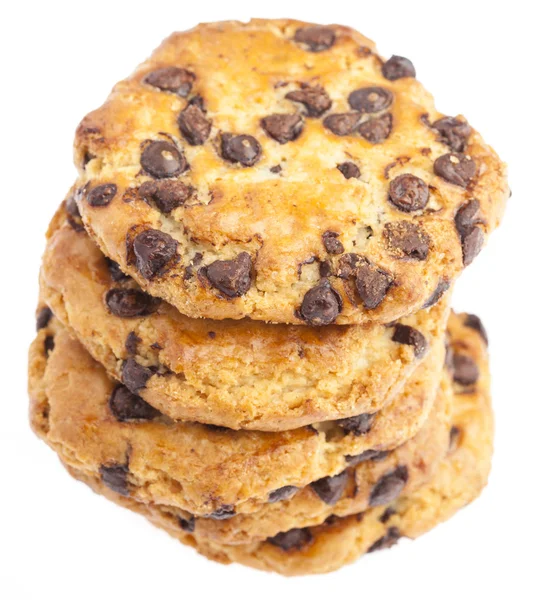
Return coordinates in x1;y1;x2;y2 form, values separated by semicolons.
28;19;507;576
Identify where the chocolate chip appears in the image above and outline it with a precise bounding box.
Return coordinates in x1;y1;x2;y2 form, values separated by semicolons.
356;263;393;310
337;162;361;179
178;516;195;532
187;252;202;269
336;253;364;280
455;200;485;266
379;507;397;524
285;85;332;117
455;200;481;237
310;471;348;505
382;55;416;80
121;359;154;394
268;528;313;551
178;104;212;145
464;314;488;345
323;112;361;136
270;165;282;174
105;289;161;318
336;253;392;310
461;227;484;266
36;307;53;331
449;425;461;452
434;152;476;187
44;336;55;355
294;26;336;52
133;229;178;280
432;117;471;152
220;133;262;166
369;466;409;506
140;141;186;179
268;486;299;503
452;353;479;386
87;183;117;207
322;231;344;255
105;258;130;282
124;331;141;356
348;87;393;113
188;95;205;110
207;505;235;520
358;113;393;143
383;221;430;260
261;114;304;144
345;449;389;467
100;464;129;496
392;324;427;358
422;279;450;309
367;527;401;552
143;66;195;97
319;260;332;277
299;280;342;325
204;253;253;298
335;413;375;436
139;180;194;214
388;174;429;212
108;385;161;421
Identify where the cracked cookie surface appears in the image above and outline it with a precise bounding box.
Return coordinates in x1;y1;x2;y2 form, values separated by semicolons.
39;205;448;430
73;18;509;325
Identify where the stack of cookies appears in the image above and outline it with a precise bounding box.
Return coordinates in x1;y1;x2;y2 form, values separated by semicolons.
28;19;508;576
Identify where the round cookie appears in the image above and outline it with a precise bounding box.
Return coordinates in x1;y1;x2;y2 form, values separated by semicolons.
39;203;448;431
62;311;493;575
73;19;508;325
29;314;443;517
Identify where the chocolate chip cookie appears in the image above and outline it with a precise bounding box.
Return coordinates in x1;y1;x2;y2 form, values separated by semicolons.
39;204;449;430
55;311;492;575
73;19;509;325
29;313;444;516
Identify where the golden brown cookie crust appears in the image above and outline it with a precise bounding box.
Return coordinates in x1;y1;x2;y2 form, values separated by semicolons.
73;19;509;325
29;315;443;516
40;204;448;430
61;311;492;575
169;374;452;544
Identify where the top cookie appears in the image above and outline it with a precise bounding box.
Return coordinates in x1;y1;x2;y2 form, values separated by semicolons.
74;19;509;324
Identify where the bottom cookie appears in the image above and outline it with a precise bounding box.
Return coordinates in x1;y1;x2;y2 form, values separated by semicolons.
64;315;493;575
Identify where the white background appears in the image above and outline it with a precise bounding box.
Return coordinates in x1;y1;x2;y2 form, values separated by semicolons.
1;1;550;598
